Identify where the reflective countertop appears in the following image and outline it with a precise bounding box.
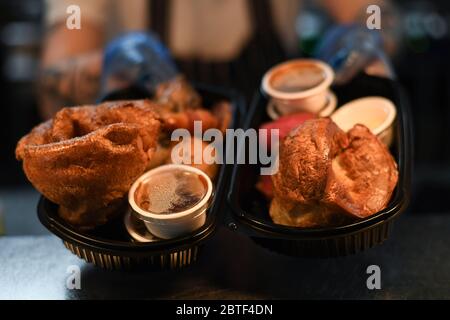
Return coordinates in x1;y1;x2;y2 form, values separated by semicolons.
1;212;449;300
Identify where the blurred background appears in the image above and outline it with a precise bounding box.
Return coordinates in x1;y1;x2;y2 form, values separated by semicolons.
0;0;449;235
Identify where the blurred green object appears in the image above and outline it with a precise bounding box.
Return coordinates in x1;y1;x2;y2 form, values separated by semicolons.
295;1;330;56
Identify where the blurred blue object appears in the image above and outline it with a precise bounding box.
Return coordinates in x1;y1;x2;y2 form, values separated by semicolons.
101;32;178;96
315;24;394;84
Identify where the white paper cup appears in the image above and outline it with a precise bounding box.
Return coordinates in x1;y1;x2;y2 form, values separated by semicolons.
262;59;335;115
330;96;397;146
266;91;337;120
128;164;213;240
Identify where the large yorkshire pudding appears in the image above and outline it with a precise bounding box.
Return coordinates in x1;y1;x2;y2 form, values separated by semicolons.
271;118;398;228
16;100;161;230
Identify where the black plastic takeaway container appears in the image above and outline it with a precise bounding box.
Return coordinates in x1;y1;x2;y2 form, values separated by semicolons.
37;84;244;270
227;74;413;257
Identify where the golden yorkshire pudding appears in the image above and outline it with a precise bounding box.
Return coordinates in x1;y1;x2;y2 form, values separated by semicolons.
270;118;398;228
16;100;161;230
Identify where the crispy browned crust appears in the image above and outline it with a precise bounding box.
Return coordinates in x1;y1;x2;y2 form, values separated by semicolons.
16;100;161;230
270;118;398;228
324;124;399;218
272;118;349;205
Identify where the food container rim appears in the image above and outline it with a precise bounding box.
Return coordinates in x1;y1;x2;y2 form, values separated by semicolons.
261;58;335;100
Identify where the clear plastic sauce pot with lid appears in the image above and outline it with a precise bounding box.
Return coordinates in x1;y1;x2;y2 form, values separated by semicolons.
128;164;213;240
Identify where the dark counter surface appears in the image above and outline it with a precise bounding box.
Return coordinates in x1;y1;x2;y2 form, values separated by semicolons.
1;212;450;300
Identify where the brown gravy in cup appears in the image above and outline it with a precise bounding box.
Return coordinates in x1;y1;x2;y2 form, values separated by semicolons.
134;169;208;214
270;64;326;93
